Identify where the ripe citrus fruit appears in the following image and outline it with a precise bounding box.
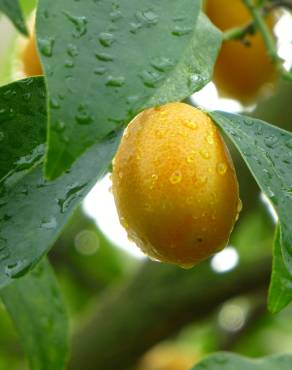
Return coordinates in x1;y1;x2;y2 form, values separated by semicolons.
205;0;277;104
21;32;43;77
112;102;241;268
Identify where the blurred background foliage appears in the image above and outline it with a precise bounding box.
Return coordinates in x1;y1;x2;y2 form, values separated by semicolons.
0;1;292;370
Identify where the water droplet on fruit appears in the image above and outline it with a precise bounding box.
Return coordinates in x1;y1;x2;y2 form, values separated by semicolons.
199;149;210;159
217;162;227;176
184;120;197;130
169;170;182;184
206;134;214;145
186;152;196;163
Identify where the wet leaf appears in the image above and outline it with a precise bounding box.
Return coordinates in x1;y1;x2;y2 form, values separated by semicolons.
0;0;27;35
1;258;69;370
36;0;222;179
0;77;46;182
0;77;121;288
191;352;292;370
268;226;292;313
210;111;292;312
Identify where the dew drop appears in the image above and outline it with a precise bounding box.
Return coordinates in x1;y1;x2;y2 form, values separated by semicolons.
64;12;88;38
120;217;129;229
206;133;214;145
64;59;74;68
244;118;254;127
184;120;197;130
50;97;60;109
38;37;55;57
106;76;125;87
169;170;182;184
130;22;142;34
285;138;292;149
58;184;87;213
99;32;115;47
110;10;123;21
188;74;203;88
94;66;107;75
264;135;278;149
5;259;31;279
186;152;196;163
172;25;192;36
41;217;57;230
199;149;210;159
0;131;4;142
23;92;32;101
75;104;92;125
55;119;65;132
67;43;79;57
217;162;227;176
151;57;174;72
140;70;162;88
95;52;114;62
136;10;159;26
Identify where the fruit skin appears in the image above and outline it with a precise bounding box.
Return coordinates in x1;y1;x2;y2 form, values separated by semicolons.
112;102;240;268
205;0;277;104
21;32;43;77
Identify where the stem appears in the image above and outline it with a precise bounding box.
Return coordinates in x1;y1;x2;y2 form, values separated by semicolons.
223;22;255;41
243;0;278;61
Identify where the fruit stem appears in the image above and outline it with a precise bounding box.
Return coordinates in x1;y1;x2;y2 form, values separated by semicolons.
243;0;278;61
241;0;292;81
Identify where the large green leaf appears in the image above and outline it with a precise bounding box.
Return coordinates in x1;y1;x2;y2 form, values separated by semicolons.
36;0;222;179
190;352;292;370
0;77;121;288
268;226;292;313
210;111;292;311
0;0;27;35
1;259;68;370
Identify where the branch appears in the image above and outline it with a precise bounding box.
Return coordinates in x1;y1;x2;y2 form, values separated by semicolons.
243;0;292;80
68;255;271;370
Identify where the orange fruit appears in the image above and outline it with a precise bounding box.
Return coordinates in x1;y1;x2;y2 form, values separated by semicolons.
112;102;241;268
206;0;277;104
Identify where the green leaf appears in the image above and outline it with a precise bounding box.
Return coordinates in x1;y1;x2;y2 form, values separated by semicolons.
0;77;46;182
0;0;28;35
19;0;37;17
190;352;292;370
268;225;292;313
36;0;222;179
0;77;121;288
210;111;292;311
0;259;69;370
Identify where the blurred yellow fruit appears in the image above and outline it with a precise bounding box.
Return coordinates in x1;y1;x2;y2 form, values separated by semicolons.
21;32;43;77
112;102;240;268
138;345;198;370
205;0;277;104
